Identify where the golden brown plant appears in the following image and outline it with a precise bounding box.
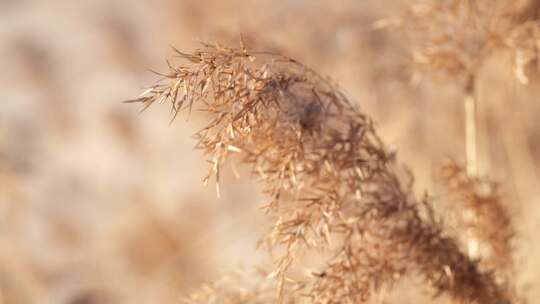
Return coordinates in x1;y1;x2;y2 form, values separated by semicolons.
377;0;540;178
438;160;515;281
128;42;517;303
385;0;539;85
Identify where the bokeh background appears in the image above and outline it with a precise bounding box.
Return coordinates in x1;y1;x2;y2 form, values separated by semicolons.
1;0;539;303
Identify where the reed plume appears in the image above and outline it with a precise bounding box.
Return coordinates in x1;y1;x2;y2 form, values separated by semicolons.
376;0;540;178
438;160;515;282
128;42;516;303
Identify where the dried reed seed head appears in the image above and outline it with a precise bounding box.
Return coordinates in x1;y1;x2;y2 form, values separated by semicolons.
438;160;515;281
130;42;516;304
381;0;540;86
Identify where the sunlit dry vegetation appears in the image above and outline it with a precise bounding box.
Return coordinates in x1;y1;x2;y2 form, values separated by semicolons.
1;0;540;303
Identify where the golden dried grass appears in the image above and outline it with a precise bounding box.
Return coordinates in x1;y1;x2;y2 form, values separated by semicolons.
129;40;518;303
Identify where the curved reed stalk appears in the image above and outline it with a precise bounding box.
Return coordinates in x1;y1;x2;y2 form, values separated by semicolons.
128;42;515;303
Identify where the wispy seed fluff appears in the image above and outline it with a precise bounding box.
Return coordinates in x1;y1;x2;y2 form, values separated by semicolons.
128;42;515;304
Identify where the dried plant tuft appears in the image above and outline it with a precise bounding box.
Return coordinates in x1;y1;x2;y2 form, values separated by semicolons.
376;0;540;179
128;42;517;303
438;160;515;281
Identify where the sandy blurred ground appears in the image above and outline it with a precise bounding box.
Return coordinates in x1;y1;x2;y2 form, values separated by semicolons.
0;0;539;303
